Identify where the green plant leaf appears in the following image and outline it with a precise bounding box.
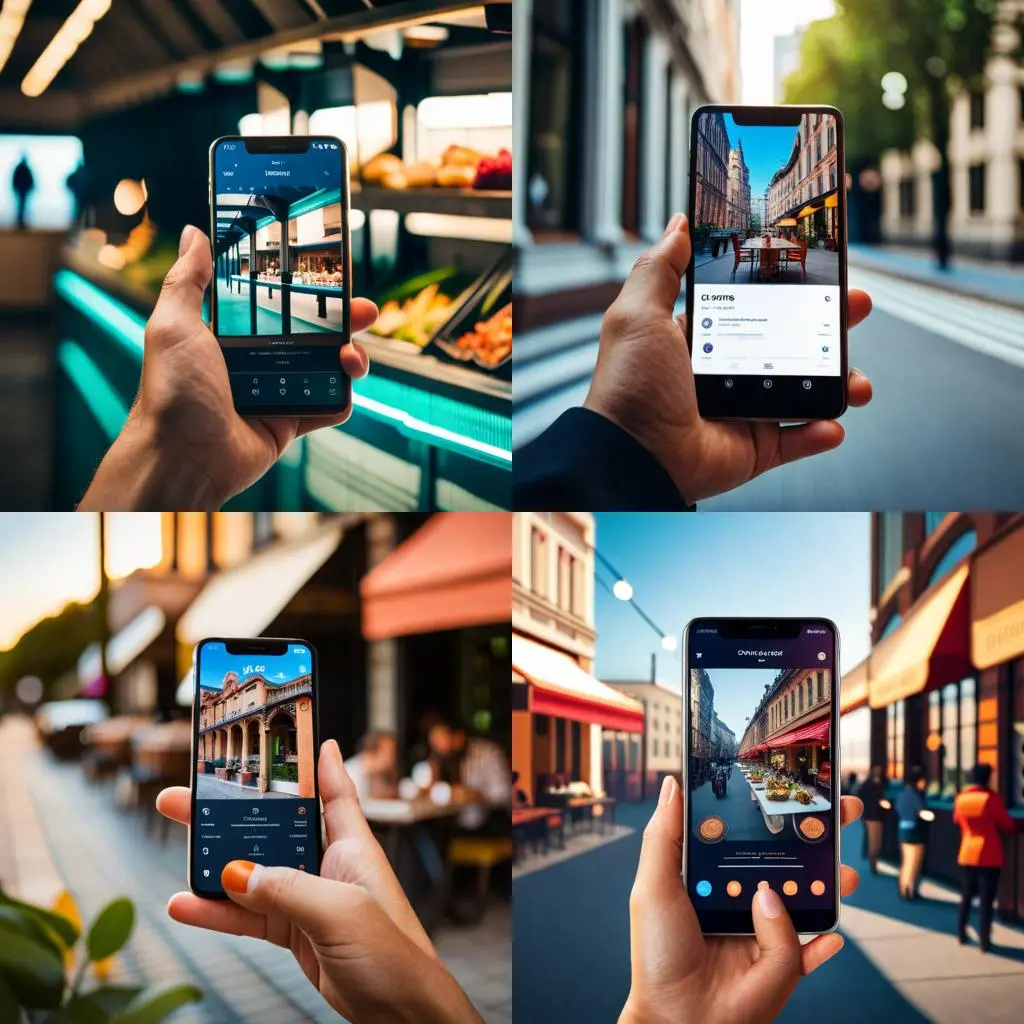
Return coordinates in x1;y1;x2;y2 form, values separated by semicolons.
0;887;80;948
0;973;19;1024
0;916;65;1009
0;906;65;962
86;899;135;962
64;985;145;1024
109;981;203;1024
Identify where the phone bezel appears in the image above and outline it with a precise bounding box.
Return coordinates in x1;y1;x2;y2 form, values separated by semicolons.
681;617;841;936
188;636;323;900
208;135;353;417
685;104;849;421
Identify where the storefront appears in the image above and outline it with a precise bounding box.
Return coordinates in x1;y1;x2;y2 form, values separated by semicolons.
969;518;1024;919
360;512;511;770
511;632;644;804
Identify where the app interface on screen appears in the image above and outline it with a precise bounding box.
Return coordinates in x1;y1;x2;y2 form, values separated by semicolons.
212;139;346;408
193;642;317;892
687;624;836;915
692;112;840;380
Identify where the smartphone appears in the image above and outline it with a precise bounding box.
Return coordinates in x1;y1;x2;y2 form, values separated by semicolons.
686;105;848;420
189;637;322;899
208;136;352;416
683;618;840;935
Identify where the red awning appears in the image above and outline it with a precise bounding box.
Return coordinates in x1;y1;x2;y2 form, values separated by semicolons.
361;513;511;641
512;633;644;733
792;718;830;745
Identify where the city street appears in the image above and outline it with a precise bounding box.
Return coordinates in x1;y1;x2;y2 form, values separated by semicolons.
0;717;511;1024
194;774;293;799
513;800;1024;1024
695;248;839;286
691;764;771;841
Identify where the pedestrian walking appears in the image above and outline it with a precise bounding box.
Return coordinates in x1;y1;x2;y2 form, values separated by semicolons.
856;765;885;875
12;153;34;230
895;767;928;900
954;763;1016;952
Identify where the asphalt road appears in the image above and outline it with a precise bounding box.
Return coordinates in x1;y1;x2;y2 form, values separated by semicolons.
705;266;1024;509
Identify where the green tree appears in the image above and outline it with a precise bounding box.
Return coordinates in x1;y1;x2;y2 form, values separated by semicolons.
828;0;1006;268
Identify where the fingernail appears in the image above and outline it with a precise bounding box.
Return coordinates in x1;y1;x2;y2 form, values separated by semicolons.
664;212;683;237
178;224;195;258
658;775;676;807
222;860;261;894
757;886;783;919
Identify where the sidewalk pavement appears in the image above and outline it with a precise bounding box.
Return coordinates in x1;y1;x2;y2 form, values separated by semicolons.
0;716;510;1024
513;799;1024;1024
849;244;1024;310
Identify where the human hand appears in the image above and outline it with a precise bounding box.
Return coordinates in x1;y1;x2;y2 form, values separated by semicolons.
79;225;375;510
156;740;482;1024
620;777;862;1024
583;214;873;503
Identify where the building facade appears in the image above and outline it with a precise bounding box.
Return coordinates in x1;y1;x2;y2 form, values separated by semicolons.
726;140;751;229
515;0;741;449
695;111;732;228
879;0;1024;261
772;26;805;102
839;512;1024;921
712;712;736;761
512;513;644;803
605;680;682;793
766;114;839;242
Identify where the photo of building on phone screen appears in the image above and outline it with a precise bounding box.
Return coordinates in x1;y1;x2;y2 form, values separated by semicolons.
213;142;344;342
692;112;839;285
691;667;832;849
195;644;314;800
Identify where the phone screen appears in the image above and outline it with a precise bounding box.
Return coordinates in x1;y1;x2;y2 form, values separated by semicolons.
684;619;839;934
210;136;350;415
686;107;847;420
190;638;321;899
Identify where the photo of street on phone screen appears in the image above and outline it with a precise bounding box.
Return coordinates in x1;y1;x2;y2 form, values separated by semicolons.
691;111;841;379
213;140;345;344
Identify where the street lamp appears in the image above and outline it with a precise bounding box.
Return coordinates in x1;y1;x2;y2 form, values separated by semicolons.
612;578;634;601
661;634;678;652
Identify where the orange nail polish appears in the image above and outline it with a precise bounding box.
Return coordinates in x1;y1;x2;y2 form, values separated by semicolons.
222;860;256;893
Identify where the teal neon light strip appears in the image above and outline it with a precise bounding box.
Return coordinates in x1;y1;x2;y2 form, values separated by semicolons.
288;187;341;220
57;340;129;441
53;269;511;463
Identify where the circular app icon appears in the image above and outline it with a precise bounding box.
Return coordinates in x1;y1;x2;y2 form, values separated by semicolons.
696;880;712;897
802;379;813;390
703;342;714;353
724;378;734;389
783;880;799;896
810;880;826;896
726;880;742;897
701;318;713;329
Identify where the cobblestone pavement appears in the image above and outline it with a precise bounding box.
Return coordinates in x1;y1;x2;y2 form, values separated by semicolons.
0;717;510;1024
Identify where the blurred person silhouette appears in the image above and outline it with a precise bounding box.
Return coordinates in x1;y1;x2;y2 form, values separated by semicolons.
66;160;92;225
154;740;483;1023
856;765;886;875
12;153;34;230
513;214;875;511
345;730;398;802
954;762;1016;951
622;776;864;1024
79;226;374;510
895;766;928;900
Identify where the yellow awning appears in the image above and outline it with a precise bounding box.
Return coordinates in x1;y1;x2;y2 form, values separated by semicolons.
825;194;838;208
798;205;819;218
868;564;971;708
840;657;869;714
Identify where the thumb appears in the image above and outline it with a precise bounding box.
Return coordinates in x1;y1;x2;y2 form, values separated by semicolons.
741;884;803;1012
614;213;691;318
153;225;212;323
221;860;368;945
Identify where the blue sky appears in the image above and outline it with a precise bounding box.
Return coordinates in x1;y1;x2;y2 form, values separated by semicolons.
197;641;311;692
593;514;871;693
698;667;780;741
722;114;802;198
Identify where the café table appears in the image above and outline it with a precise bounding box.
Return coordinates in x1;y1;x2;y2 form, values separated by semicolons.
747;777;832;835
740;238;800;281
362;796;470;934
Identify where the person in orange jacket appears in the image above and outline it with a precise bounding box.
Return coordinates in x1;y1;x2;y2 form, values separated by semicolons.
954;762;1016;951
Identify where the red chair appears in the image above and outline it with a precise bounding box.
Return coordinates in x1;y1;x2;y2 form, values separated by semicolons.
783;240;808;280
730;233;757;281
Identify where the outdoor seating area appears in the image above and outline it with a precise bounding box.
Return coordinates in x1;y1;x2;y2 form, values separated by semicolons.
716;230;832;283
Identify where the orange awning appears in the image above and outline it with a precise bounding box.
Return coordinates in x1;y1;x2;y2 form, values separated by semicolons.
361;513;511;641
840;657;869;714
868;563;970;708
512;633;644;733
825;193;838;208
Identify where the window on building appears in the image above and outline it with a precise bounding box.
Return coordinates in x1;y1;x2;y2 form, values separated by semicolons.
936;678;977;798
653;738;659;757
630;735;640;770
887;700;905;781
558;550;574;612
969;163;986;213
807;678;814;707
527;0;584;232
878;512;904;590
571;557;585;618
830;162;837;190
791;691;796;717
828;124;835;150
841;705;872;781
621;15;649;236
798;685;804;713
899;178;916;218
927;530;977;588
970;89;985;130
531;528;548;599
818;672;824;703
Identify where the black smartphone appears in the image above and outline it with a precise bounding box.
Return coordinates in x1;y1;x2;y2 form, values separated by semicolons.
683;618;840;935
189;637;322;899
208;135;352;416
686;105;848;420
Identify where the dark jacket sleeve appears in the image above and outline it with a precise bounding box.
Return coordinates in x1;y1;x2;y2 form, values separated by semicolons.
513;407;693;511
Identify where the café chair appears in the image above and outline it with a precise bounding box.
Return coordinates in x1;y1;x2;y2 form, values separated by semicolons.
730;233;757;281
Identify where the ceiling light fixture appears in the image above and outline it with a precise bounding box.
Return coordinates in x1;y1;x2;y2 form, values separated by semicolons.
0;0;34;77
21;0;111;98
